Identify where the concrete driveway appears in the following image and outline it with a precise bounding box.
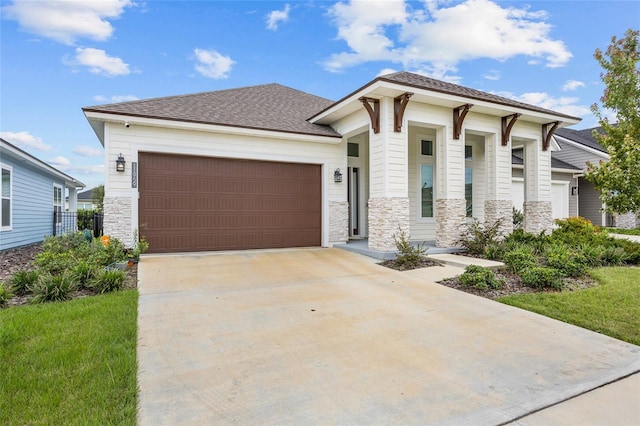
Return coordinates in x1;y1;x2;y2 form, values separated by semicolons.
137;248;640;425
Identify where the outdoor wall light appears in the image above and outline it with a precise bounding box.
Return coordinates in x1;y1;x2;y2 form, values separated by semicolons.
334;168;343;183
116;153;126;173
571;186;578;196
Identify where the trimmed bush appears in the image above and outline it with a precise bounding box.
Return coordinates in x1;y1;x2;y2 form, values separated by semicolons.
459;265;504;291
30;273;76;304
503;246;538;274
521;267;563;290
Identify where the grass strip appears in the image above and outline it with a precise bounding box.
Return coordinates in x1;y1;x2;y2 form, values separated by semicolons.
498;267;640;345
0;290;138;425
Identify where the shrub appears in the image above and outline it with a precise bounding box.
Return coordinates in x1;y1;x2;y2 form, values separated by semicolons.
503;246;538;274
34;250;76;276
392;228;426;268
70;261;100;289
485;242;506;261
601;246;628;266
8;270;40;295
552;216;607;246
544;243;589;277
91;269;127;294
30;273;76;303
458;219;504;256
459;265;504;291
520;267;563;290
512;208;524;230
0;282;14;307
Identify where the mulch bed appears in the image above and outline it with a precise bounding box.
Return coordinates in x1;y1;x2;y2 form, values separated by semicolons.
1;243;138;308
378;257;443;271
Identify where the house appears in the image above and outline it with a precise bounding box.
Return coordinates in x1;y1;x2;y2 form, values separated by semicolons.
1;138;85;251
66;187;100;210
553;126;638;228
511;149;582;220
83;72;580;254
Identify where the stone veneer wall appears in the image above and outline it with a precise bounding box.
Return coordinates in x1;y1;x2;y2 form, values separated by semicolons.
484;200;513;239
329;201;349;244
523;201;553;235
614;212;638;229
368;197;410;252
103;196;133;247
435;199;466;247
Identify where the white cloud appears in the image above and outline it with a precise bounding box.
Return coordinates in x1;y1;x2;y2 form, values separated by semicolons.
65;164;105;176
266;4;291;31
93;94;139;103
66;47;130;76
323;0;572;77
562;79;585;91
483;69;501;81
0;131;52;151
193;48;235;79
74;145;103;157
49;156;71;167
497;91;591;118
2;0;132;45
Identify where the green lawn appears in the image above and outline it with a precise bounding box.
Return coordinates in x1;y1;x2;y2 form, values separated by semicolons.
499;267;640;345
0;290;138;425
605;227;640;236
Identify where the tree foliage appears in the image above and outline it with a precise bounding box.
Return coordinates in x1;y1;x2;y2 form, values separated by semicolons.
586;29;640;214
92;184;105;211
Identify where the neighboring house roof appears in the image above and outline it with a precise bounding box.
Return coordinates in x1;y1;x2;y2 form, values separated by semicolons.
554;126;607;153
77;188;96;201
511;152;582;172
83;83;341;138
0;138;85;189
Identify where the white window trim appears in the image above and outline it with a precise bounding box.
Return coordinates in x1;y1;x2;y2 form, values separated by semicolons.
53;183;63;225
1;163;12;231
416;134;436;223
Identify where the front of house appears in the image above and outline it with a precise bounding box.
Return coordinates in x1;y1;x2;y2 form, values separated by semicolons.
83;72;580;254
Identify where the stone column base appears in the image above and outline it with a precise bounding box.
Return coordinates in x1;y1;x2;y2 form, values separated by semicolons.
329;201;349;244
524;201;553;235
368;197;410;252
103;196;133;247
614;212;638;229
435;199;466;247
484;199;513;239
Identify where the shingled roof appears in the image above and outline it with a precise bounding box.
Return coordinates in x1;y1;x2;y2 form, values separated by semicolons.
376;72;581;120
83;83;341;138
555;126;607;153
511;151;582;171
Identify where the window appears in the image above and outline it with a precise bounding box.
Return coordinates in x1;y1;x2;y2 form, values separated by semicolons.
421;165;434;217
421;140;433;156
1;165;11;229
347;142;359;157
465;145;473;217
53;184;63;225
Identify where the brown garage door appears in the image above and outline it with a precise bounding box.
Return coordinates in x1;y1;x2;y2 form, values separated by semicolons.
139;153;321;253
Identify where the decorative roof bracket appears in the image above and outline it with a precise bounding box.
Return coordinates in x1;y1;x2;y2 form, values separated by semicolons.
359;97;380;134
501;113;521;146
453;104;473;139
542;121;561;151
393;92;413;132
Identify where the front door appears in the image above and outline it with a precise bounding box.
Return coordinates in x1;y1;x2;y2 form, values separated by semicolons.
348;167;360;237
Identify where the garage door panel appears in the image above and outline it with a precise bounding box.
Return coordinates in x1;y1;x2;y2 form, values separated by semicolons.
139;153;321;253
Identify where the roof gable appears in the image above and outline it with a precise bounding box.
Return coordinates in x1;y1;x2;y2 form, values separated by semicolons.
554;126;607;153
83;83;340;138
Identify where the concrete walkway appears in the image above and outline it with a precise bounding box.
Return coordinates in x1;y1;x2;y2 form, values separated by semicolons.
137;248;640;425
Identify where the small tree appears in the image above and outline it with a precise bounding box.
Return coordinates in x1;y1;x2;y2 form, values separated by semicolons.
585;29;640;214
93;184;105;212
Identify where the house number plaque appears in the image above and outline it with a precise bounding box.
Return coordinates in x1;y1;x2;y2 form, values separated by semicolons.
132;162;138;188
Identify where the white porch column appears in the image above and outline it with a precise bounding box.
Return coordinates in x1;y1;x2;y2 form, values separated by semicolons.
368;97;410;251
67;186;78;212
484;134;513;237
435;127;466;247
523;140;553;234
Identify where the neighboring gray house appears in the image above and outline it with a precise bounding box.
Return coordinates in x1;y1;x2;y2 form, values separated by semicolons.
66;187;100;210
553;126;637;228
0;138;85;250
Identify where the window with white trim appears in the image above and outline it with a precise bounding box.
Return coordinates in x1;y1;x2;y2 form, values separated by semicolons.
53;184;63;225
465;145;473;217
1;165;11;230
419;138;435;218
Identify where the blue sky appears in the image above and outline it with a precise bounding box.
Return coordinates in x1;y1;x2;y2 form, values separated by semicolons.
1;0;638;190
